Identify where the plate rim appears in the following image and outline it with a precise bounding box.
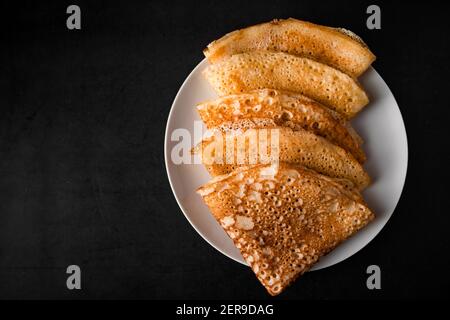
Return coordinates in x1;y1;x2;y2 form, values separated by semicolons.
164;60;248;265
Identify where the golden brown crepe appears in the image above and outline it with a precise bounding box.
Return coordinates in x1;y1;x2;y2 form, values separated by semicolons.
204;18;375;77
203;51;369;119
197;163;375;295
193;119;370;190
197;89;366;163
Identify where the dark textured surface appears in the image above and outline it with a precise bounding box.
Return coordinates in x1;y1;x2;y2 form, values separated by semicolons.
0;0;449;299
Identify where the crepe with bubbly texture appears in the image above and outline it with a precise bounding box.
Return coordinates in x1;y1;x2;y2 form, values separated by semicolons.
197;163;374;295
203;51;369;119
197;89;365;163
193;119;370;190
204;18;375;77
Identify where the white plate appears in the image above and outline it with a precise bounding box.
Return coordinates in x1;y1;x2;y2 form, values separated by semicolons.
164;58;408;270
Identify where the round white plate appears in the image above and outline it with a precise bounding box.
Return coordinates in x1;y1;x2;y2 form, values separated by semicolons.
164;58;408;271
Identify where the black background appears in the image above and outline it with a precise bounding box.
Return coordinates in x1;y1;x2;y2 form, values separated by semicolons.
0;0;449;300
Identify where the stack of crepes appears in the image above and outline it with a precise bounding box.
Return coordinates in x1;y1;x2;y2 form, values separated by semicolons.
193;18;376;295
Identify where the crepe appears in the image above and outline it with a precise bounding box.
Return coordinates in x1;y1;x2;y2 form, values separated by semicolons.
197;163;375;295
197;89;366;163
194;119;370;190
204;18;375;77
203;51;369;119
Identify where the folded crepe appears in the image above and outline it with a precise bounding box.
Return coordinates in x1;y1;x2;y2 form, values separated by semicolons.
193;119;370;190
203;51;369;119
204;18;375;77
197;163;375;295
197;89;366;163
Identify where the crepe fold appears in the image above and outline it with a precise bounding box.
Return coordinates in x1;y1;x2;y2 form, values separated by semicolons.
193;118;370;190
197;89;366;163
203;51;369;119
204;18;375;77
197;163;374;295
